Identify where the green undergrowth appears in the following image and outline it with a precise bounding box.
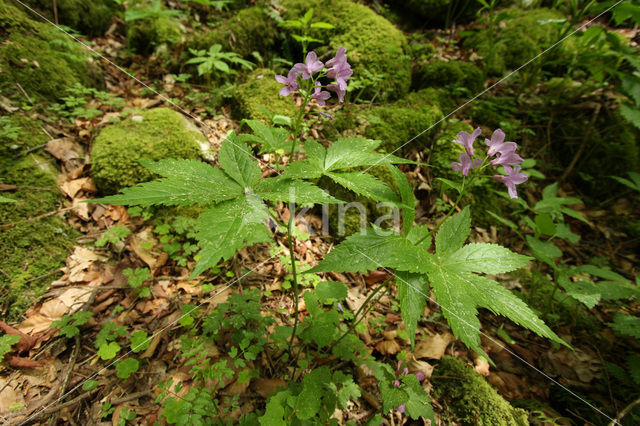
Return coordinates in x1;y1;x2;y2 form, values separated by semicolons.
0;114;78;321
21;0;118;37
232;68;299;122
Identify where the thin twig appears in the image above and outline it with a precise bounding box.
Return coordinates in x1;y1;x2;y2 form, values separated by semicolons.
609;396;640;426
0;207;73;229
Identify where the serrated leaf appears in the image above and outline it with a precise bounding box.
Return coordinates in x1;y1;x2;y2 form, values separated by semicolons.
218;137;261;187
308;229;432;275
526;236;562;266
316;281;348;304
240;120;291;153
620;103;640;130
130;330;150;353
191;195;271;278
627;355;640;386
303;291;340;348
609;313;640;338
406;224;431;249
295;366;329;420
435;206;470;258
387;163;416;235
254;177;341;205
445;243;532;274
396;271;427;348
558;274;601;308
91;159;242;207
426;265;485;356
326;171;400;205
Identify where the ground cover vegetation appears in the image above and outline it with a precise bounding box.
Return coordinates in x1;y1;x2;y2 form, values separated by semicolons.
0;0;639;424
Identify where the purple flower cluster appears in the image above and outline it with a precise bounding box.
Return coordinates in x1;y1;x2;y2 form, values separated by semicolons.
275;47;352;105
450;128;528;199
393;361;426;415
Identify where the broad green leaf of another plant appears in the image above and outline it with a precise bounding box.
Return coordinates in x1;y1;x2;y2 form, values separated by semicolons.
116;358;140;379
0;196;16;203
0;334;21;362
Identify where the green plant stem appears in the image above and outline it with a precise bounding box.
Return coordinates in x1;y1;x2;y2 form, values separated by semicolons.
286;208;300;356
286;89;313;355
327;278;392;352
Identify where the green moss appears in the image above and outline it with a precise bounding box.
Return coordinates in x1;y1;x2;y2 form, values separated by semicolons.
388;0;481;27
464;8;564;75
282;0;411;101
432;356;530;425
0;2;103;102
412;60;484;93
190;6;279;59
127;12;182;54
21;0;118;36
233;68;299;121
328;89;443;154
0;115;79;321
91;108;207;194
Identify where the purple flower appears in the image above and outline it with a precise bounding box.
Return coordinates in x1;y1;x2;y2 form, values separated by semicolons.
493;165;528;199
484;129;517;157
327;83;346;103
293;51;324;79
327;47;353;91
451;152;482;176
275;68;299;97
453;127;482;156
490;150;523;167
311;81;331;106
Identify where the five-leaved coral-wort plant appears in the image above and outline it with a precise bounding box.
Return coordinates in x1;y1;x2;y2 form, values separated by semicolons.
91;46;565;385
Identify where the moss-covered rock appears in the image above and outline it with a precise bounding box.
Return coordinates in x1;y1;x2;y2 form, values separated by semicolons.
0;2;103;102
190;6;279;59
432;356;530;425
327;89;444;154
126;1;183;54
91;108;208;194
22;0;117;36
233;68;299;121
412;60;484;93
388;0;482;28
282;0;411;101
464;8;564;75
0;114;79;321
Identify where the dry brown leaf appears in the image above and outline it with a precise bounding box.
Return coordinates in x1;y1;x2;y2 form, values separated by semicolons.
405;353;434;380
414;332;454;360
0;321;36;354
375;339;401;355
251;378;287;399
7;356;42;369
0;377;24;414
45;138;84;169
474;357;491;376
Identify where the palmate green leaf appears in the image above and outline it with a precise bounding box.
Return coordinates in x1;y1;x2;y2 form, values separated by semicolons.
558;273;601;308
218;135;261;187
435;206;470;257
308;229;432;275
406;224;431;249
326;171;401;205
254;177;341;205
426;265;484;356
91;159;242;207
190;194;271;278
445;243;532;274
396;271;427;348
